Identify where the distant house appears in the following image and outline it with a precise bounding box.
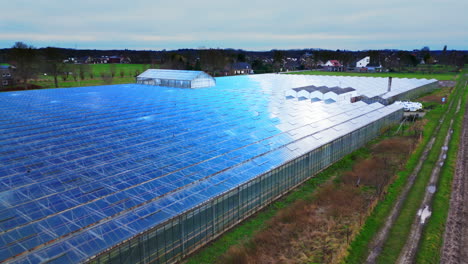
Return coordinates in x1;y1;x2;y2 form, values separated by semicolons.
316;60;324;68
0;64;14;89
108;56;132;64
94;56;109;64
356;56;370;68
323;60;344;72
324;60;342;67
230;62;254;75
284;60;301;71
121;56;131;64
108;56;121;64
366;64;383;72
78;56;94;64
63;57;77;63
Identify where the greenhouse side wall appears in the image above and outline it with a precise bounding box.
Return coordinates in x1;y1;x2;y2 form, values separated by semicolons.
89;109;403;264
386;82;439;104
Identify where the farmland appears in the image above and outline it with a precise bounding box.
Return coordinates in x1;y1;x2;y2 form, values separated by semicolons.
31;64;152;89
288;70;457;81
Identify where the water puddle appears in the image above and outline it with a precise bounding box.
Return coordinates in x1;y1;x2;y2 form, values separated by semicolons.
418;205;432;224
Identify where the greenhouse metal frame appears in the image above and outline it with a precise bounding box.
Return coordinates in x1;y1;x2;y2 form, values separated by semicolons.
0;74;436;264
91;108;402;264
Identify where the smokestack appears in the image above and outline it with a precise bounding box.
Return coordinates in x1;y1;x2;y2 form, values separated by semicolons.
388;77;392;92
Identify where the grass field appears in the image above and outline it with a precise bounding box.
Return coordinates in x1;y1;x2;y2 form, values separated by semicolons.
415;73;467;263
30;64;152;89
288;71;457;81
343;82;459;263
343;72;465;263
18;64;459;90
376;73;465;263
343;105;445;263
85;63;151;75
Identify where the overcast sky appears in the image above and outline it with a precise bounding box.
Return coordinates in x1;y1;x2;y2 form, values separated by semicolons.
1;0;467;51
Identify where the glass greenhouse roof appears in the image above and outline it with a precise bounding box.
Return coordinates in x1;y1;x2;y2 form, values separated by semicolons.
137;69;211;81
284;74;437;99
0;74;419;263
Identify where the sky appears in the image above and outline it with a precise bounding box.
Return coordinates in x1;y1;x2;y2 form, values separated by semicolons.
1;0;467;51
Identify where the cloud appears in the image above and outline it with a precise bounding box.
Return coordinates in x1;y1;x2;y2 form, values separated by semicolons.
0;33;98;42
0;0;467;50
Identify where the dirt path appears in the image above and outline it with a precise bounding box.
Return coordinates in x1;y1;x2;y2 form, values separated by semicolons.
397;119;454;263
365;137;435;263
441;82;468;264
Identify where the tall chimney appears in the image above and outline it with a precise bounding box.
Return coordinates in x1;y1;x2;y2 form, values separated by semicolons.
388;77;392;92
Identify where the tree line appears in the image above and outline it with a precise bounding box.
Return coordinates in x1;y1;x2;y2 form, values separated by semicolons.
3;42;467;89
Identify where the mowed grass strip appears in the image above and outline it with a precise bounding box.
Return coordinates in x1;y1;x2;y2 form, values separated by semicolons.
416;73;468;263
289;71;457;81
87;63;152;75
32;64;153;88
375;74;463;263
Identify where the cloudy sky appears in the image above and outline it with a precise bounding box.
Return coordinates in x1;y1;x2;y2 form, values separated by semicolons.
1;0;467;51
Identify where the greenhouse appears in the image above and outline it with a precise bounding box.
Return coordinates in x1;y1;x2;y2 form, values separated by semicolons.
136;69;216;88
287;74;438;104
290;85;357;103
0;74;436;264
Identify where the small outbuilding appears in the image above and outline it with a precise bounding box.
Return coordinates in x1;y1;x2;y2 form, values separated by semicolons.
137;69;216;88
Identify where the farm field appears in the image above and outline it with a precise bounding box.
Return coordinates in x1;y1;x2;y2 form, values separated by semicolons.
11;64;459;90
288;70;457;81
345;71;467;264
30;64;152;89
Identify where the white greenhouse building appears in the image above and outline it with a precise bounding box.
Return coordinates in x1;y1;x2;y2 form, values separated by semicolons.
136;69;216;88
0;73;438;264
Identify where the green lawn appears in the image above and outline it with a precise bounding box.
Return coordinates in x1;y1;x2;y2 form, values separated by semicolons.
31;64;153;89
343;73;464;263
26;65;458;89
376;72;465;263
288;71;457;81
343;103;445;264
415;73;468;263
343;71;465;264
86;63;152;75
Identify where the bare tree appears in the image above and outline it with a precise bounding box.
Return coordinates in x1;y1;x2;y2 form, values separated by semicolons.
43;47;65;88
199;49;228;75
100;72;113;84
79;64;91;81
109;63;117;77
272;50;284;72
8;42;38;88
